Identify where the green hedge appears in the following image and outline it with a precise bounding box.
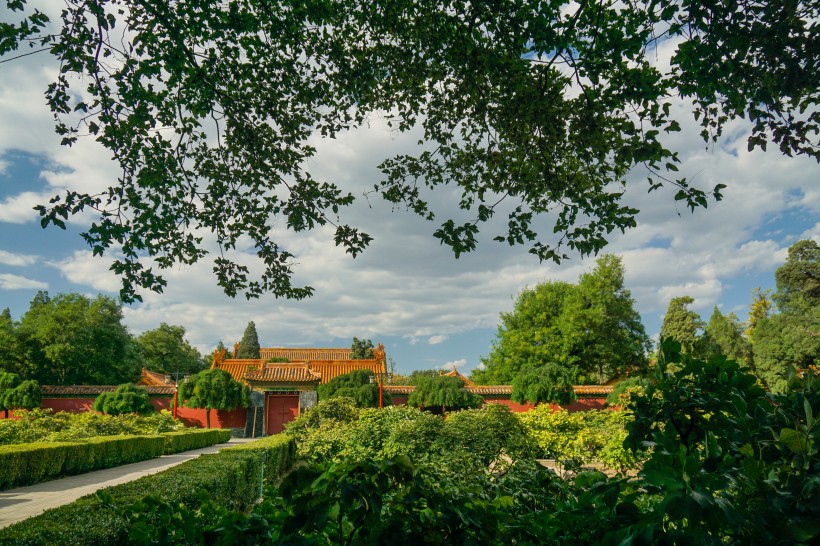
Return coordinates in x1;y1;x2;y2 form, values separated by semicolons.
163;428;231;454
0;434;295;545
222;433;296;484
0;429;231;490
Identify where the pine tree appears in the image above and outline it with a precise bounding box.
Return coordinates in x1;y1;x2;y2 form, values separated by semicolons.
236;321;261;359
659;296;704;354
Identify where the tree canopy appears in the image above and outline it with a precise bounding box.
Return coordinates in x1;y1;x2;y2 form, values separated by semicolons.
134;323;205;375
3;0;816;302
473;254;649;385
235;321;261;359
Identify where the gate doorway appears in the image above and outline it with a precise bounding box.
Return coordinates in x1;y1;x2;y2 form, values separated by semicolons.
265;394;299;435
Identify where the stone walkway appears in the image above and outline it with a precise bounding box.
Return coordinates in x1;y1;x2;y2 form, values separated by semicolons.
0;437;255;529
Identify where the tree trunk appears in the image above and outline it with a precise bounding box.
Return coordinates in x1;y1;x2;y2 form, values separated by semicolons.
206;408;211;429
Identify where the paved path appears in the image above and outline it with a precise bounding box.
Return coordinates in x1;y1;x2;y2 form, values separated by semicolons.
0;437;255;529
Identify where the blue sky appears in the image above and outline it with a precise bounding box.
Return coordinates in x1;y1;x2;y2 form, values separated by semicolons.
1;5;818;377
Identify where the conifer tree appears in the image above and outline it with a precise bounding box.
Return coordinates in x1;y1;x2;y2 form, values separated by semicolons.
236;321;261;359
659;296;704;354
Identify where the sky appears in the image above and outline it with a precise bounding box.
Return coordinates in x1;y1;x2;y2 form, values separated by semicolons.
0;5;818;377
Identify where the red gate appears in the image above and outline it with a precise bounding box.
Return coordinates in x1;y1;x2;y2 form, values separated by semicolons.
266;394;299;435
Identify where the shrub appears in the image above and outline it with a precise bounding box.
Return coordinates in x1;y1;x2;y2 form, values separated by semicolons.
92;384;155;415
222;434;296;484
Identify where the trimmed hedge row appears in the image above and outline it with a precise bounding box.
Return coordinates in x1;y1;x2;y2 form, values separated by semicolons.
0;434;296;545
163;428;232;455
222;433;296;485
0;429;231;490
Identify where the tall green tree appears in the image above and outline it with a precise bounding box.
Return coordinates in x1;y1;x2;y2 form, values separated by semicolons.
178;368;249;428
564;254;651;382
0;308;20;374
659;296;704;354
235;321;261;359
754;240;820;392
134;323;205;375
703;307;750;364
473;255;648;384
6;0;815;302
16;292;138;385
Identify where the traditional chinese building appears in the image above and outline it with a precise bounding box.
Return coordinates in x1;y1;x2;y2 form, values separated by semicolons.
211;343;388;434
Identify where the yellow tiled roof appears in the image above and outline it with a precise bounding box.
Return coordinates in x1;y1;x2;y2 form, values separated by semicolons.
214;358;385;385
215;359;261;383
260;348;353;361
310;360;386;384
245;364;321;383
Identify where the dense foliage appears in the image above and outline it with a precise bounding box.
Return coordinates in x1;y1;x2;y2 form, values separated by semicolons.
178;368;250;428
518;406;644;472
317;369;390;408
474;255;649;384
0;408;181;445
5;0;815;301
235;321;261;359
92;384;156;416
406;375;482;412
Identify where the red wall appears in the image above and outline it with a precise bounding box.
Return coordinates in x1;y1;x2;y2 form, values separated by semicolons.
43;398;95;413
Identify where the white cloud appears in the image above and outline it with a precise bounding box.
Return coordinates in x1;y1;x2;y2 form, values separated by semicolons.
0;249;37;267
0;273;48;290
427;335;448;345
441;358;467;370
